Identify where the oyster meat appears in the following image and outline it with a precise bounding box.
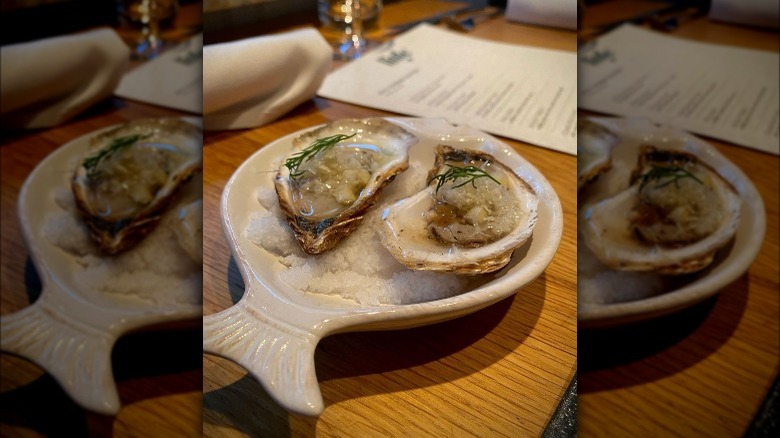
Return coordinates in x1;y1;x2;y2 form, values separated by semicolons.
71;118;202;254
275;118;418;254
577;119;618;191
379;145;538;275
581;145;741;274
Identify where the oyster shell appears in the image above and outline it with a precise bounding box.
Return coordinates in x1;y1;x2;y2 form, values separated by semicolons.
171;199;203;264
275;118;418;254
577;119;618;191
581;145;741;274
379;145;538;275
71;118;202;255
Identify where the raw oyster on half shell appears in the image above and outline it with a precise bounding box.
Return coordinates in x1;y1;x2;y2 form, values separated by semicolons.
275;118;418;254
379;145;538;275
171;199;203;264
581;145;741;274
71;118;202;255
578;119;618;191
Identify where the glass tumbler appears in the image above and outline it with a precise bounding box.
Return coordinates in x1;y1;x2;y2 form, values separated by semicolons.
318;0;383;31
117;0;179;60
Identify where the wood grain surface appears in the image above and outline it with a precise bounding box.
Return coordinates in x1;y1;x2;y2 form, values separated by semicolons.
578;1;780;436
0;3;203;437
202;9;578;438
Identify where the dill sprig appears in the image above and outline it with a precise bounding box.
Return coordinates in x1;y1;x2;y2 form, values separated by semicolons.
83;134;151;182
639;165;703;191
285;133;357;179
429;164;501;193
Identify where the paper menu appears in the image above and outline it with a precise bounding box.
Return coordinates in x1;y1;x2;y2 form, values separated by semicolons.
579;25;779;155
115;34;202;114
318;24;577;155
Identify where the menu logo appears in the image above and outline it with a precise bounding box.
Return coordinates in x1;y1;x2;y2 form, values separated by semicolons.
378;50;413;66
581;49;615;66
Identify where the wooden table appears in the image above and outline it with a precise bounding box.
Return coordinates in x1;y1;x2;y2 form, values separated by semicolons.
0;3;203;437
578;1;780;436
202;4;578;437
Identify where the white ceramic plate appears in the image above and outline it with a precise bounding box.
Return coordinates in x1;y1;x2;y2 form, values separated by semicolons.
578;117;766;328
202;117;563;415
0;118;203;414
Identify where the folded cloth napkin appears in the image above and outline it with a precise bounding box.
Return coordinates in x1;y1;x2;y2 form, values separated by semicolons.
709;0;779;29
505;0;578;30
203;28;332;131
1;29;129;129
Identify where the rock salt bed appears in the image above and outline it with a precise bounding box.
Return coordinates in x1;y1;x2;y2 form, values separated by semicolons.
247;163;471;306
43;179;203;307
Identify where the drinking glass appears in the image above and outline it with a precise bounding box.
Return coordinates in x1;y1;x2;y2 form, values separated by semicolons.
319;0;382;60
117;0;179;60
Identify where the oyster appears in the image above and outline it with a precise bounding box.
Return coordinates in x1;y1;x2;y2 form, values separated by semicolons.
172;199;203;264
71;118;202;255
581;145;741;274
379;145;538;275
275;118;418;254
577;119;618;191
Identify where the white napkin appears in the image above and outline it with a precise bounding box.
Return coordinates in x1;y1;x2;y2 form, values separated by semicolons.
709;0;779;29
505;0;578;30
203;28;332;131
1;29;129;129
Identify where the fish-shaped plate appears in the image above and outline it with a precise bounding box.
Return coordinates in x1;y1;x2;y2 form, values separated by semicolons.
0;118;203;414
203;118;563;415
578;117;766;328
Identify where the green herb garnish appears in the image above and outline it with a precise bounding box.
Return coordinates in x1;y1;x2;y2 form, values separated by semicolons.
639;165;703;191
284;133;357;179
429;164;501;193
83;134;151;182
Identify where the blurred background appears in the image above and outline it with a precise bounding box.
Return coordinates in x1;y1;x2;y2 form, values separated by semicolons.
1;0;202;45
201;0;501;43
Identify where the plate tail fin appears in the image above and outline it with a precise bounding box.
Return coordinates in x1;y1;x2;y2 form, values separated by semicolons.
203;302;323;415
0;300;120;414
